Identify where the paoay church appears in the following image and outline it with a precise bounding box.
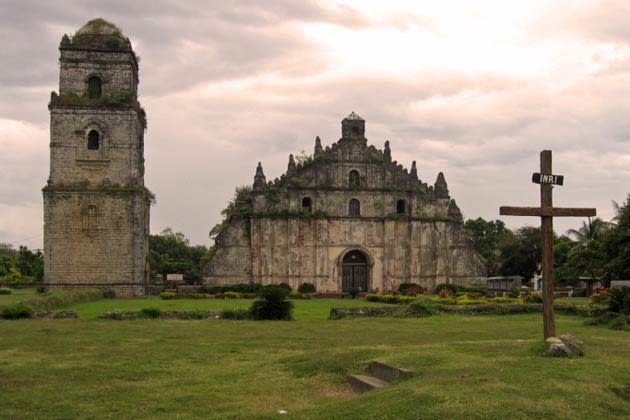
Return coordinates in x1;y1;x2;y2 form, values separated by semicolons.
203;113;486;293
42;19;485;296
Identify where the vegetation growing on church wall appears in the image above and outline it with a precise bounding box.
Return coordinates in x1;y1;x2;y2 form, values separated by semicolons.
50;91;135;108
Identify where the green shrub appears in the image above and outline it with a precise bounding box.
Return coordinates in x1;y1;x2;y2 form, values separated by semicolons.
435;283;459;295
435;296;457;305
489;297;516;304
610;314;630;331
176;293;213;299
608;287;630;315
140;307;162;319
36;286;46;294
224;291;241;299
1;303;33;319
297;282;316;294
456;296;486;305
102;289;116;298
525;293;544;303
278;283;292;293
0;287;12;295
250;285;294;320
221;309;250;320
405;300;439;317
160;292;176;300
364;293;410;304
288;291;311;300
19;288;102;311
507;286;521;299
399;283;424;296
365;293;380;302
198;283;263;295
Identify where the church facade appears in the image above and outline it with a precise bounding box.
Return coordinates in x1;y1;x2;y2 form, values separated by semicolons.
43;19;150;297
203;113;486;293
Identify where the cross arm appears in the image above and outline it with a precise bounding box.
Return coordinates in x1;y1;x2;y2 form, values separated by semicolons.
500;206;596;217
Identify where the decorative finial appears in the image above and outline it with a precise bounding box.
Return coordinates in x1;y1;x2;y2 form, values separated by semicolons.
314;136;323;156
288;154;296;173
253;162;266;191
384;141;391;161
434;172;449;199
448;199;463;222
60;34;71;47
410;161;418;180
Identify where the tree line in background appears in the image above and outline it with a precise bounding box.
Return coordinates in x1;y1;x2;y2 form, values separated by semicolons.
3;194;629;286
0;244;44;284
464;194;630;287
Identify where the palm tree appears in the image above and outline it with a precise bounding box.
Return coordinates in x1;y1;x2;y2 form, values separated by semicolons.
566;217;611;295
611;200;621;224
566;217;612;244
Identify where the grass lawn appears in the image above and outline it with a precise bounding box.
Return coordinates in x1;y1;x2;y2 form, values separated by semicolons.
1;305;629;419
0;287;39;305
67;297;387;320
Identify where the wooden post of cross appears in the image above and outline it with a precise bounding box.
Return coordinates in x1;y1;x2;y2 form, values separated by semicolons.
500;150;596;339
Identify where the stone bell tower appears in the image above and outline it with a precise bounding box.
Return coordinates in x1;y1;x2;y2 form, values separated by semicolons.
43;19;150;297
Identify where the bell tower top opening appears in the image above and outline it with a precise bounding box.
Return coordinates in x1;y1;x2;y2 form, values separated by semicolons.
341;111;365;140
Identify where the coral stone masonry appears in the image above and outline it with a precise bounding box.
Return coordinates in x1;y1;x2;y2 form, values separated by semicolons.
203;113;486;292
43;19;150;297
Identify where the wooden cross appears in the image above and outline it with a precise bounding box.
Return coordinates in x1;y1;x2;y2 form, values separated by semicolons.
500;150;596;339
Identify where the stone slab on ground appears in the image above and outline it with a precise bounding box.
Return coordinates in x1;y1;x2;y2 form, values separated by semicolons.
347;374;389;393
368;360;413;382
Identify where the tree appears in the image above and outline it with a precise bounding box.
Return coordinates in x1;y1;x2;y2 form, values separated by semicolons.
15;246;44;281
464;218;513;276
499;226;541;281
554;235;578;286
565;240;607;294
562;217;611;293
567;217;612;243
149;228;209;284
603;194;630;280
0;244;44;283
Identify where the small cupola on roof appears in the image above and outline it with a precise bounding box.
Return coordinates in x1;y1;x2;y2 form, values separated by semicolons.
341;112;365;140
64;18;131;51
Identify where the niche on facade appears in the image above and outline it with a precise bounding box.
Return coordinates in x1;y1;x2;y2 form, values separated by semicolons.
302;197;312;213
349;198;361;216
81;204;99;235
396;199;406;214
349;170;360;188
76;120;109;164
87;76;102;99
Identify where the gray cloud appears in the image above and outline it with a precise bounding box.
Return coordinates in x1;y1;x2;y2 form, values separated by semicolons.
1;1;629;248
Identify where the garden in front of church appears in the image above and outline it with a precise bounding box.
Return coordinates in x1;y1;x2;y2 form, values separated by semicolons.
1;287;629;419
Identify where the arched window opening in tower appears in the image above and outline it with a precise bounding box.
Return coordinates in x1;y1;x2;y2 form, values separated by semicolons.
349;170;360;188
349;199;360;216
87;76;102;99
87;130;100;150
302;197;312;213
397;199;406;214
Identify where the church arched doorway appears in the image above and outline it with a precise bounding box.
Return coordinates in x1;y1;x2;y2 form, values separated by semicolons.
341;250;369;293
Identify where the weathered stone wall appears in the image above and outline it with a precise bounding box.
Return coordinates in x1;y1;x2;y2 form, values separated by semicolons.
43;190;148;296
59;49;138;98
49;108;144;186
203;112;486;292
44;21;149;297
203;218;251;285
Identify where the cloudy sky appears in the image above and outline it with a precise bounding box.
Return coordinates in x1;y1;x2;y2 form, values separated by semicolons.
1;0;629;249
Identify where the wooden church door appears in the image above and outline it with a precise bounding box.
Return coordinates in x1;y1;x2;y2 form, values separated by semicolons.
341;250;368;292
